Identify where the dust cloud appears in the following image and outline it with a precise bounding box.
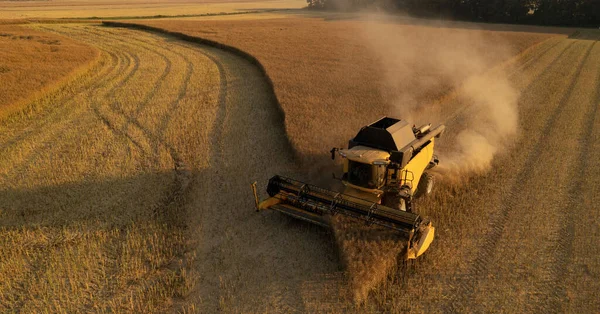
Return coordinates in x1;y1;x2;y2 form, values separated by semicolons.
331;14;522;303
360;14;520;174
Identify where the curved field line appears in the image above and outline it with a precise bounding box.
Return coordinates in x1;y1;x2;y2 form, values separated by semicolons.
52;26;197;225
69;27;190;158
65;27;188;163
102;21;299;160
4;25;200;309
91;27;196;140
91;33;161;157
0;25;123;136
1;29;135;152
0;31;129;185
4;23;334;312
100;23;340;313
0;24;213;312
445;40;597;313
50;25;175;161
86;27;196;163
0;30;117;154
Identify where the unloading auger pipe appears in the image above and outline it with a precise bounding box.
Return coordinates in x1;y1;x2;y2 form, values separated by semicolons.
266;175;423;236
409;124;445;151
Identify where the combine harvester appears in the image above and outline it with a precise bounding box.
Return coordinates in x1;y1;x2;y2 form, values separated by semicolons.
252;117;445;259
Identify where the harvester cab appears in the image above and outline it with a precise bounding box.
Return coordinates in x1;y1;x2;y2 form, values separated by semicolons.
251;116;445;259
333;117;445;211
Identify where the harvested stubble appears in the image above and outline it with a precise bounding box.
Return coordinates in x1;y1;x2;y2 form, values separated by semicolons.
1;21;339;313
330;215;405;304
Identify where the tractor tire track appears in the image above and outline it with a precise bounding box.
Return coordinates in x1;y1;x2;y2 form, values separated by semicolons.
0;27;119;155
90;32;168;160
62;28;156;158
90;29;199;169
441;39;577;148
445;39;596;313
84;28;174;117
54;25;170;161
537;37;600;313
55;26;194;222
100;23;341;313
0;31;129;186
92;27;196;140
513;39;599;313
89;27;196;157
15;25;199;308
4;22;336;312
77;27;190;154
0;25;151;192
507;36;565;76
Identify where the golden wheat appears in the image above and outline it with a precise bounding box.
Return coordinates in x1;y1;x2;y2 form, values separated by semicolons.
0;24;97;120
2;9;598;313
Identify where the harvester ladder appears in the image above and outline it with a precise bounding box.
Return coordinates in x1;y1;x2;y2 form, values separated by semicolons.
400;170;414;189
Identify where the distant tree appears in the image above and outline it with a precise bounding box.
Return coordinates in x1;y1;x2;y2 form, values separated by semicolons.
527;0;598;25
310;0;598;26
576;0;600;25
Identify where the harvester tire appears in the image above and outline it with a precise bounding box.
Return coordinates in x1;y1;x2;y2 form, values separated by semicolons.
416;172;434;198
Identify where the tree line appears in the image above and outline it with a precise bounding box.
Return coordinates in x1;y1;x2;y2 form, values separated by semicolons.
307;0;599;26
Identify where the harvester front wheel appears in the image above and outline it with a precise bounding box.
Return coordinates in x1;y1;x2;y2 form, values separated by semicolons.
416;172;434;198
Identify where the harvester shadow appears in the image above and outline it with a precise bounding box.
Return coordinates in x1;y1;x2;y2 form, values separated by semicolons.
0;171;194;309
1;172;183;229
0;169;350;310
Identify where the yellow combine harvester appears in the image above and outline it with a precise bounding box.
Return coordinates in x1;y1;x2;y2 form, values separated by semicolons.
252;117;445;259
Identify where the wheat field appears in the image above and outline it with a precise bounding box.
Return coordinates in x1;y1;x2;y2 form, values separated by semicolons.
1;23;219;312
1;7;599;312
